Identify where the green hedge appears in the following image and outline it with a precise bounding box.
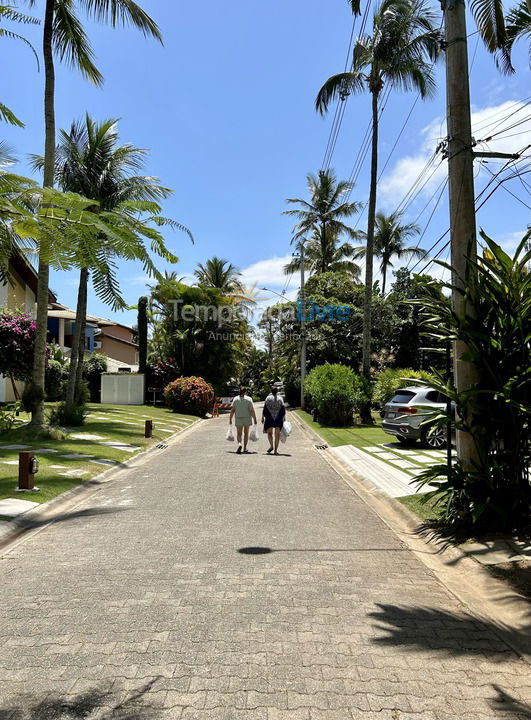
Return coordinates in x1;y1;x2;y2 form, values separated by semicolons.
305;363;369;426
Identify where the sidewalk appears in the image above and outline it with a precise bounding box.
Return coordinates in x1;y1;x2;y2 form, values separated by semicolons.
0;412;529;719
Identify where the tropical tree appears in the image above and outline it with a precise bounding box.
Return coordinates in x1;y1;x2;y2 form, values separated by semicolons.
284;169;360;261
31;114;191;414
0;3;39;125
26;0;162;427
284;228;362;280
194;256;244;294
316;0;440;399
499;1;531;70
354;211;424;294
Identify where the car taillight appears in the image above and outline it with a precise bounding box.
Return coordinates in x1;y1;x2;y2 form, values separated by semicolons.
397;406;417;414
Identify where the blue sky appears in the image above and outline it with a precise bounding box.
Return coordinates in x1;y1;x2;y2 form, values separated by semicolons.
2;0;530;327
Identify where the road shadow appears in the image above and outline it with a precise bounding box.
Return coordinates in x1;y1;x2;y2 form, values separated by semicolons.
0;679;162;719
14;506;126;531
490;685;531;717
368;603;531;657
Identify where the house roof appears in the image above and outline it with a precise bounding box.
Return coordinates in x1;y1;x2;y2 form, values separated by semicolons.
100;333;138;348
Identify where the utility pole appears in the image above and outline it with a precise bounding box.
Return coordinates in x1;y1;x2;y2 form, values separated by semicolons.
300;243;307;410
442;0;481;470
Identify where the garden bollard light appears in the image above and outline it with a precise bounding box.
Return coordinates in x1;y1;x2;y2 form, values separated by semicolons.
145;420;153;438
17;451;39;492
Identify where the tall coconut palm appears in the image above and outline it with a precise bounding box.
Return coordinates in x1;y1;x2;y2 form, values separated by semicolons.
316;0;440;389
26;0;161;426
31;114;191;412
0;4;39;125
194;257;244;295
354;211;424;294
284;228;362;281
284;169;360;254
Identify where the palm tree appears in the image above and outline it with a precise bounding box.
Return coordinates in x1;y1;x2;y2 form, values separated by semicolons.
0;4;39;125
354;211;424;294
32;114;191;412
498;2;531;71
284;169;360;256
284;228;362;281
194;257;244;294
316;0;440;387
27;0;161;426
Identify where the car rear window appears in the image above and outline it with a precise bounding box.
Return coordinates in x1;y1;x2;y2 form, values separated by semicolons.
390;391;415;404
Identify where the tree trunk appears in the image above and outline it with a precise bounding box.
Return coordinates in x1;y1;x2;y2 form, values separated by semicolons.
360;86;379;423
381;264;387;295
74;273;88;404
9;373;20;401
30;0;55;427
65;268;88;409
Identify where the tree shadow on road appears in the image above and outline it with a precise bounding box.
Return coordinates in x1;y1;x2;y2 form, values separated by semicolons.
368;605;531;718
368;603;530;658
0;679;163;720
14;506;127;531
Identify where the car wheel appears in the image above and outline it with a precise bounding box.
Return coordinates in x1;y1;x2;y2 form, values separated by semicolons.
422;425;447;449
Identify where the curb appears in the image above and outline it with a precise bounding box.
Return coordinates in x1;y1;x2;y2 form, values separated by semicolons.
0;416;203;552
291;410;531;664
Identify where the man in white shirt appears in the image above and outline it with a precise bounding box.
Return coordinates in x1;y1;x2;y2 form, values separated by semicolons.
229;386;257;454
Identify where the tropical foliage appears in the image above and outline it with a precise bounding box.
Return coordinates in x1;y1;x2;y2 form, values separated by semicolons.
284;228;362;280
413;233;531;531
354;211;424;294
0;311;36;397
0;3;39;126
372;367;435;406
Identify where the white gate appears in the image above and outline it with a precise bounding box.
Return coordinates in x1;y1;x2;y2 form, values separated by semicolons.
100;373;145;405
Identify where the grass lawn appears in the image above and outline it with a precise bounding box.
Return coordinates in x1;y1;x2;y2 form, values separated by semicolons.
0;404;197;505
397;493;442;523
294;409;389;449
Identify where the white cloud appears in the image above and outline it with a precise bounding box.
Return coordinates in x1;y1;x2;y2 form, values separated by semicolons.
379;100;531;210
239;254;293;290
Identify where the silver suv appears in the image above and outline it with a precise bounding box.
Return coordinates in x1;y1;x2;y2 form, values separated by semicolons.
382;386;453;448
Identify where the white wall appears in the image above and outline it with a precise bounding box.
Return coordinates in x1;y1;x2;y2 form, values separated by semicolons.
101;373;145;405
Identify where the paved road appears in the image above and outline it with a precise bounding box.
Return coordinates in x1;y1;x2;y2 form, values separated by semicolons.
0;413;530;720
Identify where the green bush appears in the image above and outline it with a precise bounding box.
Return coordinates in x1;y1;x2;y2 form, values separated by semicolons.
305;363;370;426
163;376;215;416
49;401;88;427
83;354;108;403
373;368;435;406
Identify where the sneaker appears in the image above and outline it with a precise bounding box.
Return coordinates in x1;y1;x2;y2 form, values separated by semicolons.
267;447;273;454
236;444;242;454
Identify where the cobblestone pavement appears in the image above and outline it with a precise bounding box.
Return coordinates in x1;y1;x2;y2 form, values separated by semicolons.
0;413;530;720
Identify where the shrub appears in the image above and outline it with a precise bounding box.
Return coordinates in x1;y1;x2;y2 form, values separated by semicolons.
305;363;370;426
373;368;435;406
163;376;215;416
83;354;108;403
0;402;21;431
49;401;88;427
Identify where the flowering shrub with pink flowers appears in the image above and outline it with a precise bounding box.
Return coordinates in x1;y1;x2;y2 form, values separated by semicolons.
163;376;214;416
0;311;37;384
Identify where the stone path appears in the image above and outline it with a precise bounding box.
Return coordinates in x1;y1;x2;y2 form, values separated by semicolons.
0;413;530;719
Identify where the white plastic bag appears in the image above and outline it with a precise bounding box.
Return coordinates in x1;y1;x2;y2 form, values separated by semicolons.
226;425;235;442
249;424;259;442
280;420;292;444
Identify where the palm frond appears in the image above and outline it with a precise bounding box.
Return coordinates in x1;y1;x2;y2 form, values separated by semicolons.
53;0;103;84
78;0;162;42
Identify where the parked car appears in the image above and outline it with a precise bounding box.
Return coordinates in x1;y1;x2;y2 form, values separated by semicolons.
381;386;454;449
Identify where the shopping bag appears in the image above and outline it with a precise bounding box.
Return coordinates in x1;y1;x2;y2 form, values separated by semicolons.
280;420;292;444
226;425;235;442
249;424;259;442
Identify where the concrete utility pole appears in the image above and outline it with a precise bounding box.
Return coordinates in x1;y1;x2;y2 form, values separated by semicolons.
442;0;480;469
300;243;307;410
